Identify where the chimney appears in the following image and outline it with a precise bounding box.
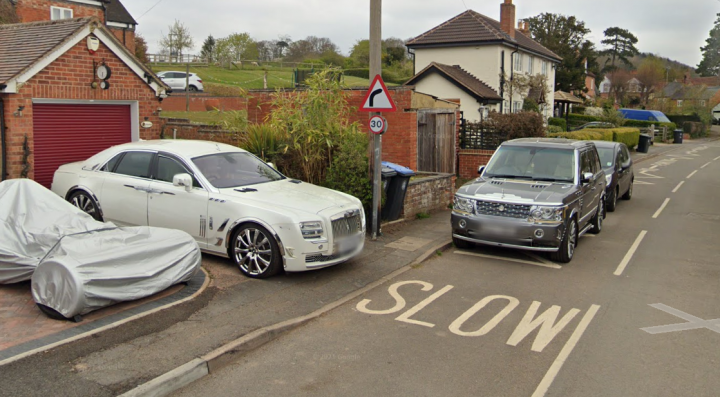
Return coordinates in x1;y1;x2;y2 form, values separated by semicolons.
500;0;516;39
517;20;529;35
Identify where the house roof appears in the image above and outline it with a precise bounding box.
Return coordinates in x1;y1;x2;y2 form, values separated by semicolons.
406;10;562;62
106;0;137;25
0;18;89;85
0;17;166;94
404;62;502;103
662;82;683;98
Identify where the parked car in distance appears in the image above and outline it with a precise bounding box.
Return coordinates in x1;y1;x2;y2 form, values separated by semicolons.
452;138;606;263
619;108;671;123
156;71;204;92
592;141;634;212
51;140;366;279
571;122;616;131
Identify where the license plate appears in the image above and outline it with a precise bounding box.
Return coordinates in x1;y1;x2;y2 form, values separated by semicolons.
336;234;362;255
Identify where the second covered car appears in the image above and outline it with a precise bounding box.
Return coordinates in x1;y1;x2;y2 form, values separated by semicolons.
51;140;365;278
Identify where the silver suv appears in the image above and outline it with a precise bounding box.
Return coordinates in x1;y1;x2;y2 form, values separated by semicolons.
452;138;606;263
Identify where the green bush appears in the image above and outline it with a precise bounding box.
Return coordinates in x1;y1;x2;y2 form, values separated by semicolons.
486;111;546;138
683;121;707;138
239;123;286;164
323;131;373;211
547;125;564;134
667;114;701;126
581;128;614;141
343;68;370;79
548;131;607;141
548;117;567;132
523;98;540;113
612;128;641;149
571;106;586;114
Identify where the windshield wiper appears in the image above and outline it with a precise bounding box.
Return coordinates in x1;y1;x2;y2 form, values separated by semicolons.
532;177;572;183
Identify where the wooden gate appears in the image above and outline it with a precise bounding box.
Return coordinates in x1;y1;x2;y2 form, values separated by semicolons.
417;110;456;174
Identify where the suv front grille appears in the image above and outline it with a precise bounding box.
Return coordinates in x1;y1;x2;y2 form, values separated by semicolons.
475;200;531;219
331;214;362;239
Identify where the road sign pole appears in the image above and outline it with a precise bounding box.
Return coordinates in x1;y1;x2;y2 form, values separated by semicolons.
370;0;382;239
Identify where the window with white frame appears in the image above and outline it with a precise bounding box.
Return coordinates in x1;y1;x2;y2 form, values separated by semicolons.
541;61;548;76
513;101;522;113
51;6;73;20
527;56;534;74
514;53;523;72
677;100;683;107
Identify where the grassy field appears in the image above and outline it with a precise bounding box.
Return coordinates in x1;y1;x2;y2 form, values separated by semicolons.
149;64;392;90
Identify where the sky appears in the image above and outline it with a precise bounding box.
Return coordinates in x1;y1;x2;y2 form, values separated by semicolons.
120;0;720;67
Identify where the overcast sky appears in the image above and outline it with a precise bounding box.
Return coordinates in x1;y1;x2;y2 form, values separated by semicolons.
121;0;719;67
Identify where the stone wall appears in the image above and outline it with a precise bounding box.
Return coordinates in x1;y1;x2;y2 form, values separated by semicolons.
401;172;455;219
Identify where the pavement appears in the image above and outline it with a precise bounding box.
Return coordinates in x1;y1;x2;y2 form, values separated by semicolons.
0;131;716;397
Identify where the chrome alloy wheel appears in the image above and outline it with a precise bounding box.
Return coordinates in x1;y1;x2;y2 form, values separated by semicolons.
234;227;273;276
70;191;102;221
568;220;577;259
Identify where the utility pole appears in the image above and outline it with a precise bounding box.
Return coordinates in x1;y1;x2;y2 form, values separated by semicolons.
369;0;382;240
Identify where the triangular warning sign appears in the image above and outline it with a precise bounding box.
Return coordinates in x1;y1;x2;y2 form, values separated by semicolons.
359;75;397;112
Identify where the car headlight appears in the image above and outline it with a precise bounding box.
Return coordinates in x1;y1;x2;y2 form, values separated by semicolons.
529;206;564;222
300;221;324;239
605;174;613;185
453;196;474;214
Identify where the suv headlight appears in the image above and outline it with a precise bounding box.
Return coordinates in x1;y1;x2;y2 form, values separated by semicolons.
529;206;565;223
454;196;474;214
300;221;324;239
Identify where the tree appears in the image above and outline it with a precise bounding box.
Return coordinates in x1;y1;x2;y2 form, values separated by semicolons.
226;33;258;60
600;27;639;72
635;56;664;105
160;20;194;60
697;13;720;76
134;34;149;63
524;13;599;93
200;35;216;63
0;0;19;24
606;69;632;104
349;38;410;68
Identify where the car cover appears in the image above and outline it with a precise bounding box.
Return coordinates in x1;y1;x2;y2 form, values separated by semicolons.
31;226;201;319
0;179;111;284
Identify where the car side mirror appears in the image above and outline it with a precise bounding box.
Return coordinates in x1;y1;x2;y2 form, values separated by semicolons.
581;172;594;184
478;166;485;175
173;173;193;192
621;161;632;171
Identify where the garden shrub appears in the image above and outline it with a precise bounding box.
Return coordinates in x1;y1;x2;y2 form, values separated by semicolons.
486;111;545;138
343;68;370;79
324;131;373;212
623;119;676;132
548;131;607;141
582;128;614;141
547;125;564;134
204;82;247;97
612;128;641;149
548;117;567;132
239;123;287;164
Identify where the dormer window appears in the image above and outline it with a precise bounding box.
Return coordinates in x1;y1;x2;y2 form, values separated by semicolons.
51;6;73;20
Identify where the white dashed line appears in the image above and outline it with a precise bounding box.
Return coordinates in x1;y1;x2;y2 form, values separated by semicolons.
714;156;720;161
687;170;698;179
701;162;712;169
614;231;648;276
672;181;684;193
652;198;671;219
532;304;601;397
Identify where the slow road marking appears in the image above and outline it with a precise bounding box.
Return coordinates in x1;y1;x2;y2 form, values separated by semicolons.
672;181;684;193
614;231;648;276
652;198;671;219
641;304;720;335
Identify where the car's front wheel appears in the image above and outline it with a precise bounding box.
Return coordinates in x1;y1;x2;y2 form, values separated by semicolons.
69;191;103;222
551;217;577;263
189;85;198;92
230;224;282;279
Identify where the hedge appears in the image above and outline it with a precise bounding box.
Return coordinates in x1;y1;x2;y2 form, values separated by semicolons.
548;117;567;131
547;125;564;134
611;128;641;149
623;119;677;132
548;127;640;149
667;114;701;126
343;68;370;79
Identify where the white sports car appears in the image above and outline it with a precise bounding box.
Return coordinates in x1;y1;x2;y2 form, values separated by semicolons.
51;140;366;278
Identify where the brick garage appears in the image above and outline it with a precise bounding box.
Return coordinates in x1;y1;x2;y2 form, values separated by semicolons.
0;18;168;184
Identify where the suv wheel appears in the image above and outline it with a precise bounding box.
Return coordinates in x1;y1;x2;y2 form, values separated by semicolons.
607;187;618;212
551;217;577;263
590;198;605;234
189;85;198;92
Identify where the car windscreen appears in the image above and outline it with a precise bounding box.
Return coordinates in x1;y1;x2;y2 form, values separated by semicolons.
596;147;615;169
192;152;285;188
484;146;575;182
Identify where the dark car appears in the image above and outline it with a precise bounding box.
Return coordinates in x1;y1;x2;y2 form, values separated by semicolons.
452;139;607;263
571;122;616;131
592;141;634;212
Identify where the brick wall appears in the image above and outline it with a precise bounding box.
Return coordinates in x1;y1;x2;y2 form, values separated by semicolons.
1;35;162;180
458;149;495;179
109;27;136;54
162;95;248;112
161;120;244;147
15;0;104;23
401;173;455;219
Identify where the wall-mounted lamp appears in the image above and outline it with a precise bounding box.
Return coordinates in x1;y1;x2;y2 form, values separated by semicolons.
13;106;25;117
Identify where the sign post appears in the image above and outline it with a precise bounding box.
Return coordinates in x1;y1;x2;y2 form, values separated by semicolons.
360;75;396;239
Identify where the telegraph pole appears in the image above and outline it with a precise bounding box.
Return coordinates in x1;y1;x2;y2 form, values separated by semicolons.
370;0;382;239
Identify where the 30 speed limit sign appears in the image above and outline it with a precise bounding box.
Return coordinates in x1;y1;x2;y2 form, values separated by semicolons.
369;116;388;135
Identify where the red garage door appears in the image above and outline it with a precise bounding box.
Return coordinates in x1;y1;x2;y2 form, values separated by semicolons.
33;103;132;188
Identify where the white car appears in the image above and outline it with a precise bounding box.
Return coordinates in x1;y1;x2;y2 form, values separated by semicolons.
156;71;204;92
51;140;366;278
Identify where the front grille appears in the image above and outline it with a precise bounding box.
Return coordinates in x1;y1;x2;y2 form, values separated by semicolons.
331;214;362;239
475;200;531;219
306;253;338;263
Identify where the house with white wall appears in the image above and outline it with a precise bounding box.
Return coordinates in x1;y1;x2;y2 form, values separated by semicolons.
405;0;561;121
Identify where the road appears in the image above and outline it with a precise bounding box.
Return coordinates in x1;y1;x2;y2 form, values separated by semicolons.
175;140;720;397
